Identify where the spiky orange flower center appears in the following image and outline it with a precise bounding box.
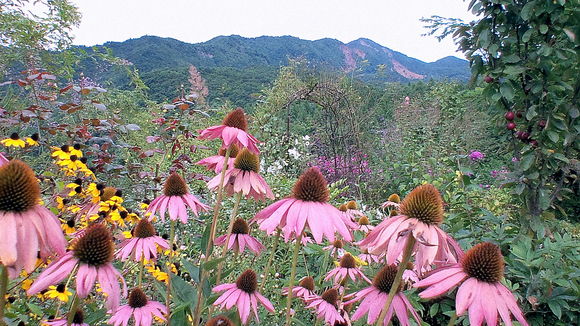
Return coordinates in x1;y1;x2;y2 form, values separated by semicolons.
292;167;329;202
299;276;315;291
346;201;357;210
321;288;339;307
0;160;40;212
339;253;356;269
339;204;348;212
399;184;444;225
358;216;370;225
133;219;156;238
373;265;400;293
163;173;188;197
207;315;234;326
128;288;148;308
219;143;239;158
231;218;250;235
387;194;401;203
332;239;343;249
462;242;504;283
236;270;257;294
73;224;114;266
72;310;84;324
222;108;248;131
234;148;259;172
100;187;117;202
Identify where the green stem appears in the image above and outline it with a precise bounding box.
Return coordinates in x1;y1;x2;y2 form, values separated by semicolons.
447;313;458;326
317;248;331;286
258;229;281;293
0;265;8;326
54;264;78;319
166;220;176;326
209;192;243;317
284;233;302;326
66;294;80;326
192;147;232;326
138;258;144;288
374;235;416;326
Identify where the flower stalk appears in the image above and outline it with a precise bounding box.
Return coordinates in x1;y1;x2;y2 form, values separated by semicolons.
66;294;80;326
447;313;458;326
192;146;232;326
284;232;303;326
214;191;243;286
374;235;416;326
0;265;8;326
166;220;176;326
258;229;281;293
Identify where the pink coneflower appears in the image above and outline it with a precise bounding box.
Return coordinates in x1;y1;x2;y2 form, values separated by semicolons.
207;148;274;201
345;201;364;221
323;239;346;257
356;216;374;233
345;265;421;326
108;288;167;326
325;253;371;284
43;309;88;326
27;224;126;310
358;249;382;265
199;108;260;154
212;269;275;324
306;288;345;325
338;204;359;230
253;167;352;243
0;160;67;278
146;173;210;223
214;218;264;255
359;184;459;273
117;219;169;261
206;315;234;326
414;242;530;326
196;144;238;173
282;276;316;300
0;152;8;165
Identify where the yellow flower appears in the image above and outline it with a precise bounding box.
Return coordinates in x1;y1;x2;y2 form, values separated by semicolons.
1;133;26;148
21;279;33;291
146;264;168;283
51;145;72;160
45;285;72;303
122;230;133;239
55;196;68;211
66;179;84;197
60;218;77;234
25;133;39;146
68;205;81;213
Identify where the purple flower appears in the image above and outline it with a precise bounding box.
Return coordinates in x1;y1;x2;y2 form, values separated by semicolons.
469;151;485;161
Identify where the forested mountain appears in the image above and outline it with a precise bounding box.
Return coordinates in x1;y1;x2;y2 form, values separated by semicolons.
79;35;470;104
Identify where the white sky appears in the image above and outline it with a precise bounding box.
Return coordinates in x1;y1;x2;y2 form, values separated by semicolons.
70;0;477;63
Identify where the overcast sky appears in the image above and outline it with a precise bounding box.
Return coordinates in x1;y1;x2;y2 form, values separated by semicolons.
70;0;477;63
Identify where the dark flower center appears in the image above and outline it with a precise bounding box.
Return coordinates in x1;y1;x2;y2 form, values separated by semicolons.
219;143;239;158
338;204;348;212
292;167;329;202
321;288;339;308
60;145;70;152
222;108;248;131
399;184;444;225
234;148;259;172
339;253;356;269
373;265;399;294
236;269;257;294
358;216;370;225
70;155;78;162
332;239;343;249
231;218;250;234
299;276;315;291
133;219;156;238
71;309;84;324
207;315;234;326
163;173;188;197
0;160;40;212
10;133;19;140
31;133;39;141
56;284;66;293
73;144;81;150
100;186;117;201
73;224;114;266
462;242;504;283
66;219;75;227
388;194;401;203
346;201;357;210
128;288;148;308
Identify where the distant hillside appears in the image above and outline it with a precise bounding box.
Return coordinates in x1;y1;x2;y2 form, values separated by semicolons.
78;35;470;104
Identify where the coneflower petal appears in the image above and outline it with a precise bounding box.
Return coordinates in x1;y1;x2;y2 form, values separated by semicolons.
419;271;467;298
455;277;477;315
0;212;18;265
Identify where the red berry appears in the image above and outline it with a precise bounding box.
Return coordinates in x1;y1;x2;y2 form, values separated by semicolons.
530;140;538;147
515;131;523;138
538;120;546;128
506;122;516;130
520;132;530;140
505;111;515;121
516;111;523;118
484;76;494;83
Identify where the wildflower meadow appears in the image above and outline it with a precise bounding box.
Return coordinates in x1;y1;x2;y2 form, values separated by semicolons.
0;0;578;326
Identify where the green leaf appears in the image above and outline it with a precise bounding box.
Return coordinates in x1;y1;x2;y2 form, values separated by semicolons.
26;303;44;316
500;83;514;101
181;258;200;283
522;29;533;42
570;107;579;118
548;301;562;319
520;153;535;171
429;303;439;317
202;257;227;271
526;105;537;120
200;221;212;256
547;131;559;143
503;55;521;63
521;1;536;20
552;153;569;163
540;24;548;34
